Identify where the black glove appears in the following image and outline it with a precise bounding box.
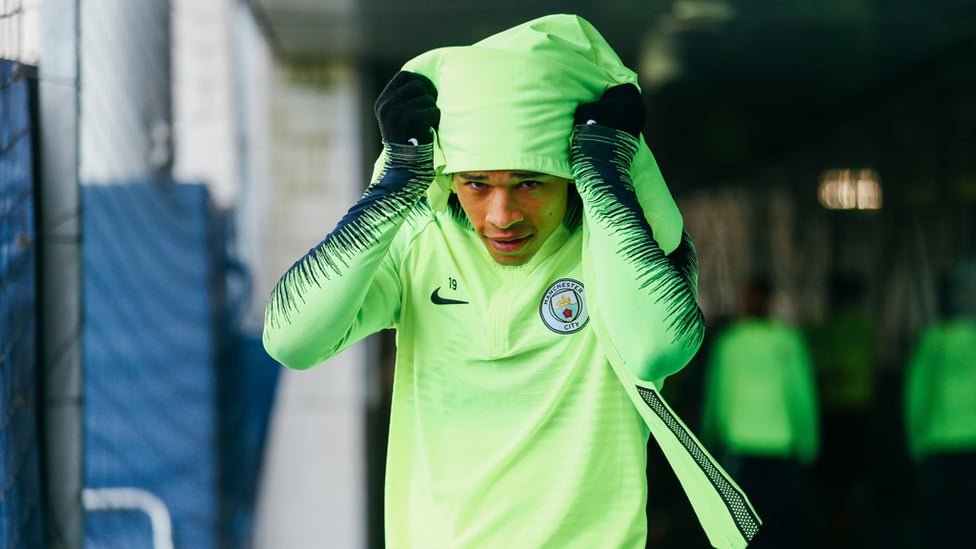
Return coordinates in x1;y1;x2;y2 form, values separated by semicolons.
374;71;440;145
574;83;646;138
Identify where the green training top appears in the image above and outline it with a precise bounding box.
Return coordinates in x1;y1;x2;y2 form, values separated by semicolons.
702;319;820;463
264;14;759;549
905;318;976;461
264;129;704;549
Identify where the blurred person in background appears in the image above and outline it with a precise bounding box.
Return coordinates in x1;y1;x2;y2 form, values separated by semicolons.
701;275;819;548
262;13;758;549
904;261;976;548
806;272;877;541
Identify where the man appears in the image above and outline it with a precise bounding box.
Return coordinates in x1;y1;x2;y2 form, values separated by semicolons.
701;276;819;548
264;14;758;548
805;273;876;543
904;263;976;548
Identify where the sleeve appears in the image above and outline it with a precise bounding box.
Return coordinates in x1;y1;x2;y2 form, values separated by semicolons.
262;142;435;370
571;124;705;383
787;329;820;464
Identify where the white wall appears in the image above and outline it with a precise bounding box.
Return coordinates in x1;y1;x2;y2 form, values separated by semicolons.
79;0;171;183
175;4;372;547
248;62;369;549
172;0;239;207
0;0;40;63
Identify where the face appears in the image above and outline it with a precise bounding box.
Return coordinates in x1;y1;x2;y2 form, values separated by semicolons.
452;170;570;266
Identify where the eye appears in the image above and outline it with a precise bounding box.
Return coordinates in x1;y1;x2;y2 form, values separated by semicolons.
517;180;543;190
462;180;489;190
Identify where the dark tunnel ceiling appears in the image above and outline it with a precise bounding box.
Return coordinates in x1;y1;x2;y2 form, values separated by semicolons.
253;0;976;197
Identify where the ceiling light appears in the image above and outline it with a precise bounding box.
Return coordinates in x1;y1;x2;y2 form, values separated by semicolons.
817;168;882;210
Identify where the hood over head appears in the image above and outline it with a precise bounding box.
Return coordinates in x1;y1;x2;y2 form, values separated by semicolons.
371;13;683;253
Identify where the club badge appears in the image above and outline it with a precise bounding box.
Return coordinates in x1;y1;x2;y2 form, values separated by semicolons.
539;278;589;334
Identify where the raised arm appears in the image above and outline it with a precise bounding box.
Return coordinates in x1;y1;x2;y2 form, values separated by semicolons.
263;72;440;369
571;84;705;382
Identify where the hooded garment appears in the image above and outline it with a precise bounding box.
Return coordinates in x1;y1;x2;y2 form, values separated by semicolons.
373;13;684;256
310;14;758;548
369;14;759;549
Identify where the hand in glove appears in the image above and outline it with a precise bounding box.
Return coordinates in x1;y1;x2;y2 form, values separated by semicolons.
574;83;646;138
569;83;644;194
374;71;440;145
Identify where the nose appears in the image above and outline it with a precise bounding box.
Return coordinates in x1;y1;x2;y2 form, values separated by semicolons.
485;189;523;229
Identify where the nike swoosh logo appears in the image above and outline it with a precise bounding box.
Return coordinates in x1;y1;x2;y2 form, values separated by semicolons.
430;287;469;305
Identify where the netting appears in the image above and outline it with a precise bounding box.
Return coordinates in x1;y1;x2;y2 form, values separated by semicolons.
82;181;219;549
0;58;46;549
80;180;278;549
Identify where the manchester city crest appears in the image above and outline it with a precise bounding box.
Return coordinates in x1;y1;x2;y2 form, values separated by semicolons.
539;278;589;334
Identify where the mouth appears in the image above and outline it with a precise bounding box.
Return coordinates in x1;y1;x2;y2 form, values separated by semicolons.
486;234;531;253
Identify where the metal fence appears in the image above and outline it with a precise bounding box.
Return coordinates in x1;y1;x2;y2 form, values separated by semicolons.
2;1;279;547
